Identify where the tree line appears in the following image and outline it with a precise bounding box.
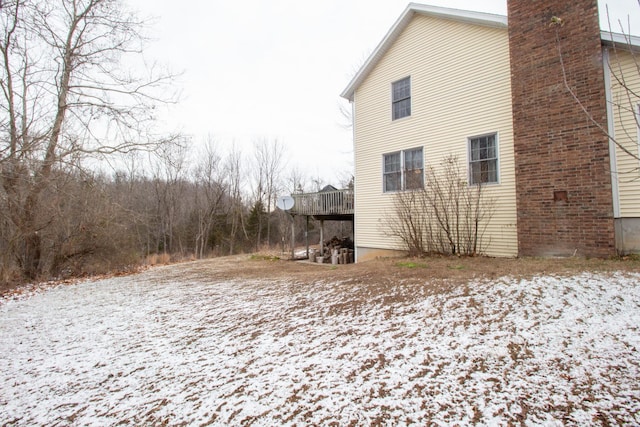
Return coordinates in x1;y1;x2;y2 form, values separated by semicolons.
0;0;350;284
0;131;350;283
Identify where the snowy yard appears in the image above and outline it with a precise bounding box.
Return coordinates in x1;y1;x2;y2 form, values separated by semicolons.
1;259;640;426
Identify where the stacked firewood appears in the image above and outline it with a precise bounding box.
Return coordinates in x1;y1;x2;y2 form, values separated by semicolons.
324;236;354;251
330;247;354;264
326;236;354;264
308;236;355;264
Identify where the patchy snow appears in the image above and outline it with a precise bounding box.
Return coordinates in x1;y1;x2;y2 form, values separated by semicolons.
1;265;639;425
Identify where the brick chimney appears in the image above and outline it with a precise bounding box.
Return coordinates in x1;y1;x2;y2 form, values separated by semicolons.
507;0;615;257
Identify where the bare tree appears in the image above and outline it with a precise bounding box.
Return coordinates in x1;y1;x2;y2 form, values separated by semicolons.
386;155;494;256
192;137;227;258
386;188;432;257
48;169;142;276
150;137;190;254
251;138;286;248
285;166;308;195
337;99;353;131
553;6;640;173
224;143;246;255
0;0;178;278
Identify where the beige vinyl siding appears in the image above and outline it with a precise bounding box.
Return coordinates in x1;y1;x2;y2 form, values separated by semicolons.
608;48;640;217
353;14;517;257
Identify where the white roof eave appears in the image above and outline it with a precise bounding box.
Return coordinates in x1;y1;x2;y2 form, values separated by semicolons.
339;3;508;101
601;30;640;52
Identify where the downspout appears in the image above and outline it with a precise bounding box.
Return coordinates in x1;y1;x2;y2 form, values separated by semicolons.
603;48;621;219
351;95;358;262
603;48;622;252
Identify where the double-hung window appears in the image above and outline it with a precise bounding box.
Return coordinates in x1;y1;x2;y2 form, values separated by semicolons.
469;133;498;184
383;147;423;192
404;148;424;190
392;77;411;120
384;152;402;192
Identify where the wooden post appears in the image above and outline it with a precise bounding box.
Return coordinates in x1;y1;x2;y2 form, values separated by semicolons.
305;216;309;259
290;214;295;260
320;220;324;256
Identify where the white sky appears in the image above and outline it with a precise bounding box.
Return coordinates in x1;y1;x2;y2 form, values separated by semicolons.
130;0;640;185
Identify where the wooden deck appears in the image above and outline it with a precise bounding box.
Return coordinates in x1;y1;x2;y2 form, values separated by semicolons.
291;188;354;220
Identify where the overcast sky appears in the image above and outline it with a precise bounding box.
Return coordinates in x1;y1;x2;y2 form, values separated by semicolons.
130;0;640;187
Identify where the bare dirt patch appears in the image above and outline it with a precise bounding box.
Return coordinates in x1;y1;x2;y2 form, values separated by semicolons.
3;252;638;300
181;252;640;287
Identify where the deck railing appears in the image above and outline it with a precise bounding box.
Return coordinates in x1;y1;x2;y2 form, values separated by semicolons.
291;188;354;216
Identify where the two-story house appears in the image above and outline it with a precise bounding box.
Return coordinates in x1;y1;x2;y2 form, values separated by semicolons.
341;0;640;261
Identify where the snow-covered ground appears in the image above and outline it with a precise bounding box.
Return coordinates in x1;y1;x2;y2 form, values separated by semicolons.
1;263;639;426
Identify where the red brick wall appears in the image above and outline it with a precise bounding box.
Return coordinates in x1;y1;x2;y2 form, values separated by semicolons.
507;0;615;257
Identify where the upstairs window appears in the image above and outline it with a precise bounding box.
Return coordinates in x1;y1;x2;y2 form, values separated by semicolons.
392;77;411;120
383;147;423;192
469;133;498;184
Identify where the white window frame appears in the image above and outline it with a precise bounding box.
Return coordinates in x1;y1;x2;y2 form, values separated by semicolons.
636;104;640;162
383;147;424;192
383;151;402;192
392;76;411;121
468;133;500;185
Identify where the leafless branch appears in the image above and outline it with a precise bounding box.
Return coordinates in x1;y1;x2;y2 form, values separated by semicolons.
554;12;640;163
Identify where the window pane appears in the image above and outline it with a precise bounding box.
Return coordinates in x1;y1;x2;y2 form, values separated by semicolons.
405;168;424;189
470;140;480;161
393;85;402;101
384;152;401;173
487;144;495;159
392;77;410;101
404;148;422;170
469;134;498;184
404;148;423;190
384;172;400;192
384;152;401;192
471;159;498;183
392;77;411;120
393;103;401;121
393;99;411;120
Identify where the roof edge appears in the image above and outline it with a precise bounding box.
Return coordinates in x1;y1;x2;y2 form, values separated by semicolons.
601;30;640;52
340;3;508;101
